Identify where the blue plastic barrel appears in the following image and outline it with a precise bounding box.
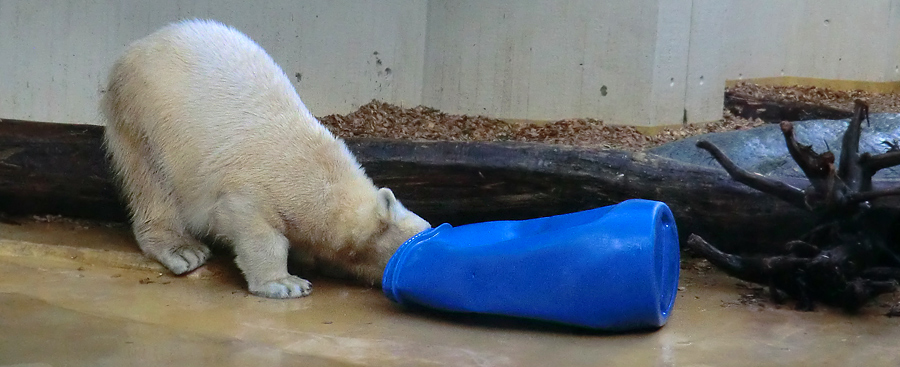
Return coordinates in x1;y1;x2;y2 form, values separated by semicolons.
382;199;680;331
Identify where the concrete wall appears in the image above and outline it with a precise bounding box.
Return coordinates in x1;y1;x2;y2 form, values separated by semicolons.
721;0;900;83
421;0;704;127
1;0;899;127
0;0;427;125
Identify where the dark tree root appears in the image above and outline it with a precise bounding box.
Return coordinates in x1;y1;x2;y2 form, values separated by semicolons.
687;234;897;311
691;100;900;312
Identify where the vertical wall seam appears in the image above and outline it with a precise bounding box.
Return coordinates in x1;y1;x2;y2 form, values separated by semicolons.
420;0;434;109
681;0;695;125
885;0;898;81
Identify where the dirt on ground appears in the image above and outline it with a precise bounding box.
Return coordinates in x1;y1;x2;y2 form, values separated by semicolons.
320;82;900;152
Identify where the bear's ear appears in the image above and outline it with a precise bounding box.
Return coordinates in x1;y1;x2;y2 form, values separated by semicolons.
376;187;399;221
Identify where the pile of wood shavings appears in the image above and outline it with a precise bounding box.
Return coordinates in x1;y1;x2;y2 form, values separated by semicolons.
321;101;763;151
320;102;514;141
652;109;764;145
320;101;665;150
320;84;900;152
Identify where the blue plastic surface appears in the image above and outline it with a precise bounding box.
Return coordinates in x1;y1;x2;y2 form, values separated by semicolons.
382;199;680;331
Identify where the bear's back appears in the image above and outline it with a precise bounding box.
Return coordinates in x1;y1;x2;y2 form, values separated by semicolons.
103;19;361;218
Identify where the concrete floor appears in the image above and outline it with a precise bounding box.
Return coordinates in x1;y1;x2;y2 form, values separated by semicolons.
2;218;900;367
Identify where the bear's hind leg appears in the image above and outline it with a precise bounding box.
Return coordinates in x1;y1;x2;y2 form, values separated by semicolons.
133;219;212;275
105;124;211;275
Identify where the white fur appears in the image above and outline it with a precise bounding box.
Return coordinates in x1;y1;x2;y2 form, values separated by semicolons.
101;19;430;298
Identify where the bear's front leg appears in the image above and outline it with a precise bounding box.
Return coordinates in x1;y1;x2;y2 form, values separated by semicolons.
212;194;311;299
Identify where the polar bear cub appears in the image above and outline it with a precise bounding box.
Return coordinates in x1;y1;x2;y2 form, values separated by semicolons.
101;19;431;298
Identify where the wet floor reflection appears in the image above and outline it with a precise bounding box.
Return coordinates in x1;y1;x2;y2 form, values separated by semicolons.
1;218;900;366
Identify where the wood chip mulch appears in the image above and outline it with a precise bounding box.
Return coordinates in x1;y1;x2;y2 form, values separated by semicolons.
319;83;900;152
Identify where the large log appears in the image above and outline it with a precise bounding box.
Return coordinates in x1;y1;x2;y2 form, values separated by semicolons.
724;91;854;123
0;120;125;221
0;118;832;253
